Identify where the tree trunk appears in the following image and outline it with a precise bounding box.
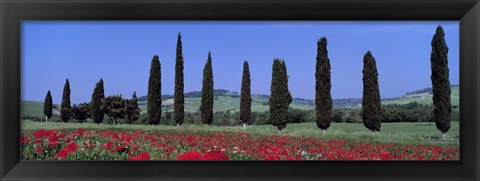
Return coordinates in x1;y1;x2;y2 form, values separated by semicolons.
177;123;179;127
441;133;447;141
243;123;246;129
45;115;48;123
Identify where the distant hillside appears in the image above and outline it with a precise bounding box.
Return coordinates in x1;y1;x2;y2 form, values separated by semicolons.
137;89;314;113
382;85;459;106
138;89;238;101
404;84;459;95
21;100;60;118
21;85;460;118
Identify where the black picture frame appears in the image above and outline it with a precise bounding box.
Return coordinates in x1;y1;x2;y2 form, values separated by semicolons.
1;0;479;180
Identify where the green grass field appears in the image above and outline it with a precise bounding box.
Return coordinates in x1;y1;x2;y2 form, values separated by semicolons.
382;87;459;106
21;101;47;118
21;120;459;146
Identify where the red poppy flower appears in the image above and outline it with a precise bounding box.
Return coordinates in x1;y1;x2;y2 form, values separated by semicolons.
48;135;59;147
380;151;390;157
34;140;43;145
65;142;78;153
128;152;151;160
203;151;230;160
76;128;85;135
139;152;151;159
57;149;69;159
104;141;114;149
178;150;204;160
132;146;139;151
36;147;44;154
116;145;127;153
34;129;45;139
21;136;30;144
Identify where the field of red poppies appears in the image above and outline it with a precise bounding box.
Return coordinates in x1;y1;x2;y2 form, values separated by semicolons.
20;128;459;160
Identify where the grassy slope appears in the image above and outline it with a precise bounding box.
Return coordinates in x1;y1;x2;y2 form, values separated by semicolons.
21;101;45;118
21;120;459;145
382;87;459;106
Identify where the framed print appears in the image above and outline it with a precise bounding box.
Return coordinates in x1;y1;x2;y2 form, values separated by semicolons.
1;0;479;180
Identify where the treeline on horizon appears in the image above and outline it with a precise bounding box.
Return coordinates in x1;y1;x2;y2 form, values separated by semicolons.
35;25;454;134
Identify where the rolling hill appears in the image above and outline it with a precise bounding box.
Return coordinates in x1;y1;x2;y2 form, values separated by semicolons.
382;85;459;107
21;85;460;117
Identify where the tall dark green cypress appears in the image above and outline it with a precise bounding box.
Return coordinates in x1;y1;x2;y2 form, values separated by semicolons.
174;32;185;126
43;90;53;123
60;79;71;123
240;60;251;129
270;59;292;132
200;52;214;125
148;55;162;125
430;25;451;134
315;37;333;130
282;61;293;112
91;78;105;125
362;51;382;132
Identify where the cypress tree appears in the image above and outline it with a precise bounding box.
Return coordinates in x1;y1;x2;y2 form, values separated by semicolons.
240;60;251;129
282;61;293;114
430;25;451;135
60;79;72;123
362;51;382;132
43;90;53;123
91;78;105;125
125;92;140;124
315;37;333;131
200;52;214;125
270;59;292;132
174;32;185;126
148;55;162;125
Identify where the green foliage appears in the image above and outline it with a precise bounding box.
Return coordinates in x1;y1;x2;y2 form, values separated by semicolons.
346;110;362;123
138;113;148;125
240;61;252;125
200;52;214;125
91;79;105;125
101;95;126;125
362;51;382;132
269;59;292;131
148;55;162;125
60;79;72;123
430;25;451;134
43;90;53;121
332;109;344;123
125;92;141;124
287;108;308;123
174;32;185;126
381;102;433;123
72;102;90;124
315;37;333;130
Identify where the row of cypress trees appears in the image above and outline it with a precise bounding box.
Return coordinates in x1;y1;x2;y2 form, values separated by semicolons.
43;78;140;125
313;25;451;134
43;26;451;135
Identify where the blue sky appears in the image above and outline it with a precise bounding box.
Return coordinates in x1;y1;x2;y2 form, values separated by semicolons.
21;21;459;104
